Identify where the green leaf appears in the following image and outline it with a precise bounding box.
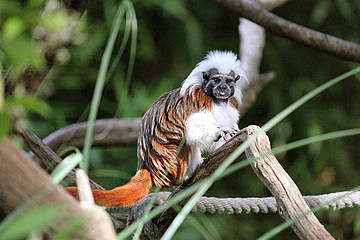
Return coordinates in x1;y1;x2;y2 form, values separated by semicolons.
335;0;355;22
0;112;10;140
41;11;68;30
0;206;62;240
310;0;331;27
7;95;52;118
51;151;83;184
28;0;45;8
3;17;26;41
2;36;45;70
0;62;4;112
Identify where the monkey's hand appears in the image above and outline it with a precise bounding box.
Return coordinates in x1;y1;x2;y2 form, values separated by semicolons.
213;127;239;150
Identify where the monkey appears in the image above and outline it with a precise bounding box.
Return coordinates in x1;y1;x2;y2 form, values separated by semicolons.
66;50;247;207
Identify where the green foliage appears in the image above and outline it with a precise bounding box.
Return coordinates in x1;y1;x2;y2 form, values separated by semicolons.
1;0;360;239
0;0;46;76
0;206;62;240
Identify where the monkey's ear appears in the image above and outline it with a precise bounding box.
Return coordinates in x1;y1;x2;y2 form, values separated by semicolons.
202;71;211;81
229;70;235;78
235;75;240;82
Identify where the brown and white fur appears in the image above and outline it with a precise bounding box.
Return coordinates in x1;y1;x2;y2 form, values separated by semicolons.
66;51;247;207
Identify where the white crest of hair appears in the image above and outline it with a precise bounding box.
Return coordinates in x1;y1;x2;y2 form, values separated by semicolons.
180;50;248;104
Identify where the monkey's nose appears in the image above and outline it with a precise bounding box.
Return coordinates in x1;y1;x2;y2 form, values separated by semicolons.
219;84;227;90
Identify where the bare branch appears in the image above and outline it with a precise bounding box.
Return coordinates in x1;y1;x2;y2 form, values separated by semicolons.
257;0;289;9
245;126;335;240
238;0;288;114
42;118;141;152
18;127;104;190
239;18;266;82
219;0;360;62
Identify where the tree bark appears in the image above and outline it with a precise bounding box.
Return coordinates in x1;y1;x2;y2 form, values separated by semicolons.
245;126;334;240
0;138;116;240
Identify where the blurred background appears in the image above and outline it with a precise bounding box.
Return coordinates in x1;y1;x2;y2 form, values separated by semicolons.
1;0;360;239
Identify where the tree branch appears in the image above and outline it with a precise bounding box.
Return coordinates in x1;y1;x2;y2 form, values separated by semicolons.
41;118;141;153
237;0;289;114
0;138;116;240
18;127;104;190
245;126;334;239
218;0;360;62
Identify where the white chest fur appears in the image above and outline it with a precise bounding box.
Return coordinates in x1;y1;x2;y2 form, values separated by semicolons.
183;103;239;180
185;103;239;147
209;103;239;129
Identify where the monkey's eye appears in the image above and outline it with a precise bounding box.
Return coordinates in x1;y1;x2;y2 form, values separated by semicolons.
226;79;233;84
213;78;220;84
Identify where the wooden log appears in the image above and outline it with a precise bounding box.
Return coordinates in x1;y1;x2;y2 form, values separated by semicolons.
0;138;116;240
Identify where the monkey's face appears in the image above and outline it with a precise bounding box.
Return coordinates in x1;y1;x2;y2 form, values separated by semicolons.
201;68;240;102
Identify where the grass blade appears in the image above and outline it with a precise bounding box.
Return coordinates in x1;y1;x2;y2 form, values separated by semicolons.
0;206;62;240
80;4;126;172
0;62;4;112
51;151;83;184
116;0;138;117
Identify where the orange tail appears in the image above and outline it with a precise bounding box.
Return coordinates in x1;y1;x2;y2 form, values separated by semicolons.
66;169;152;207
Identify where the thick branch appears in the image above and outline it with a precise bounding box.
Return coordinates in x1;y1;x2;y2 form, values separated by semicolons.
218;0;360;62
0;138;116;239
245;126;334;239
238;0;288;113
42;118;141;153
239;18;266;82
19;127;104;190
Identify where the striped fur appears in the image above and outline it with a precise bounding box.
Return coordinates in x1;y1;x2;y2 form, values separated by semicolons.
138;86;213;187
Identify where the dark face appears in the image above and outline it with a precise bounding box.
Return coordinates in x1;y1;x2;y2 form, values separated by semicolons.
201;68;240;103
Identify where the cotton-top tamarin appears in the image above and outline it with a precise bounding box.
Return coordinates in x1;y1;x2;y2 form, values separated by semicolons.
67;50;247;207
